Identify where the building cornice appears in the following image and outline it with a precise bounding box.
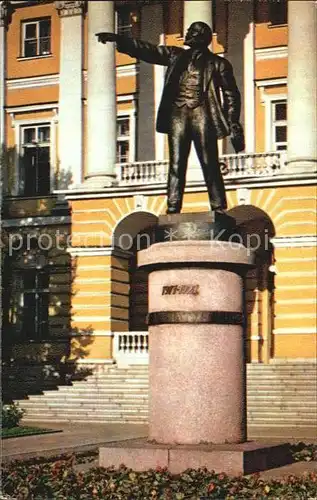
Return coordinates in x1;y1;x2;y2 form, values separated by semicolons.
55;0;86;17
255;46;288;61
8;66;138;91
57;172;317;200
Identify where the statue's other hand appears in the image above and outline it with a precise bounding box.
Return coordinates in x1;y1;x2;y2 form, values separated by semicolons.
230;122;245;153
96;32;117;44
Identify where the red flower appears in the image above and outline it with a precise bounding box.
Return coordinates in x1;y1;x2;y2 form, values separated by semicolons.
207;482;215;492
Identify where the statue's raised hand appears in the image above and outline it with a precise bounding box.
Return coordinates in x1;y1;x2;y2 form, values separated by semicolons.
96;32;118;44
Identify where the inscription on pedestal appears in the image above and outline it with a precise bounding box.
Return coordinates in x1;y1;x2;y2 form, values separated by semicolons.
162;285;200;296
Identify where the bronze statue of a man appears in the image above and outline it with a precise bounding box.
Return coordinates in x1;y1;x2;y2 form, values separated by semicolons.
97;22;244;214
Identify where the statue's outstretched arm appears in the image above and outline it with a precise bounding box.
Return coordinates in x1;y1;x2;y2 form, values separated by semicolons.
96;32;183;66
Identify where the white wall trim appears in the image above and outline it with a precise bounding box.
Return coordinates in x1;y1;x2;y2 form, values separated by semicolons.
7;74;59;90
272;236;317;247
67;246;131;259
269;358;317;363
117;64;139;78
256;78;287;88
273;328;317;335
117;94;135;103
7;103;59;114
255;46;288;61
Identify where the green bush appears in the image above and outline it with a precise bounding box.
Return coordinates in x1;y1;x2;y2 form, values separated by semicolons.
2;402;25;428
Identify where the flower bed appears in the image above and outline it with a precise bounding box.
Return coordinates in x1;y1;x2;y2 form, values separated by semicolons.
2;449;317;500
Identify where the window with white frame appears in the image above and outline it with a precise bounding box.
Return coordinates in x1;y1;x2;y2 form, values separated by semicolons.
272;100;287;150
21;124;51;196
22;18;51;58
117;117;131;163
116;6;132;36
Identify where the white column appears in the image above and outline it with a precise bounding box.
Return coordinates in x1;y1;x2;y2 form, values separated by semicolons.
286;0;317;173
86;0;116;186
183;0;213;34
55;1;84;188
183;0;213;181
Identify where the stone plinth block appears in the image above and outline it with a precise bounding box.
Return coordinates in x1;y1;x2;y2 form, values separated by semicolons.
99;439;292;476
138;240;253;445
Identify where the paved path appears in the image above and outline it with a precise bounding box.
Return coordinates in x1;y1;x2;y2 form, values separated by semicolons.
2;422;147;462
2;422;317;479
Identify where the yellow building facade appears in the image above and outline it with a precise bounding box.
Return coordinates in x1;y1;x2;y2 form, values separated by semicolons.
1;0;316;385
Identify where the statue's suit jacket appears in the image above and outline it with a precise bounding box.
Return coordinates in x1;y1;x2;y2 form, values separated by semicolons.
116;36;241;139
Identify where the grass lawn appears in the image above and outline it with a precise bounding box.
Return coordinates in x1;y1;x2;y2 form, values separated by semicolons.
2;426;61;439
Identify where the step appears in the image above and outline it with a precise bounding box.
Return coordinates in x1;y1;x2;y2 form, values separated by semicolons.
52;387;149;394
23;415;148;424
20;400;148;410
80;375;149;382
247;411;317;418
26;394;149;402
21;409;149;418
246;381;317;387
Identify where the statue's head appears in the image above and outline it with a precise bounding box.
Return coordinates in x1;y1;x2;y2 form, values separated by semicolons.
184;21;212;48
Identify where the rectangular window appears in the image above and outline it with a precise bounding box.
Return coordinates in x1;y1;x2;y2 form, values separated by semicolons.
272;100;287;151
117;117;130;163
270;0;287;26
117;7;132;36
21;124;51;196
22;18;51;58
21;269;49;340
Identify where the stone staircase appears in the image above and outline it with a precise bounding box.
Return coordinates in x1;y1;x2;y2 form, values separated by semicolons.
17;363;317;430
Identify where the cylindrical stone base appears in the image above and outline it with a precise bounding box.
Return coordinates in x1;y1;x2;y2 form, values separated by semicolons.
138;241;253;445
149;324;245;444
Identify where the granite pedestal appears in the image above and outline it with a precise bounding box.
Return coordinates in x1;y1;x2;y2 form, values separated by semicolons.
100;213;292;474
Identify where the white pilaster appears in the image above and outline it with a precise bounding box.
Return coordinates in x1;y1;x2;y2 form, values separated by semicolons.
184;0;213;181
0;1;10;149
55;1;85;188
286;1;317;173
155;34;166;161
86;0;116;186
244;20;255;152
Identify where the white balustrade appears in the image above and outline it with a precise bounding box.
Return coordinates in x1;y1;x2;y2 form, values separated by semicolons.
113;332;149;367
117;152;285;185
